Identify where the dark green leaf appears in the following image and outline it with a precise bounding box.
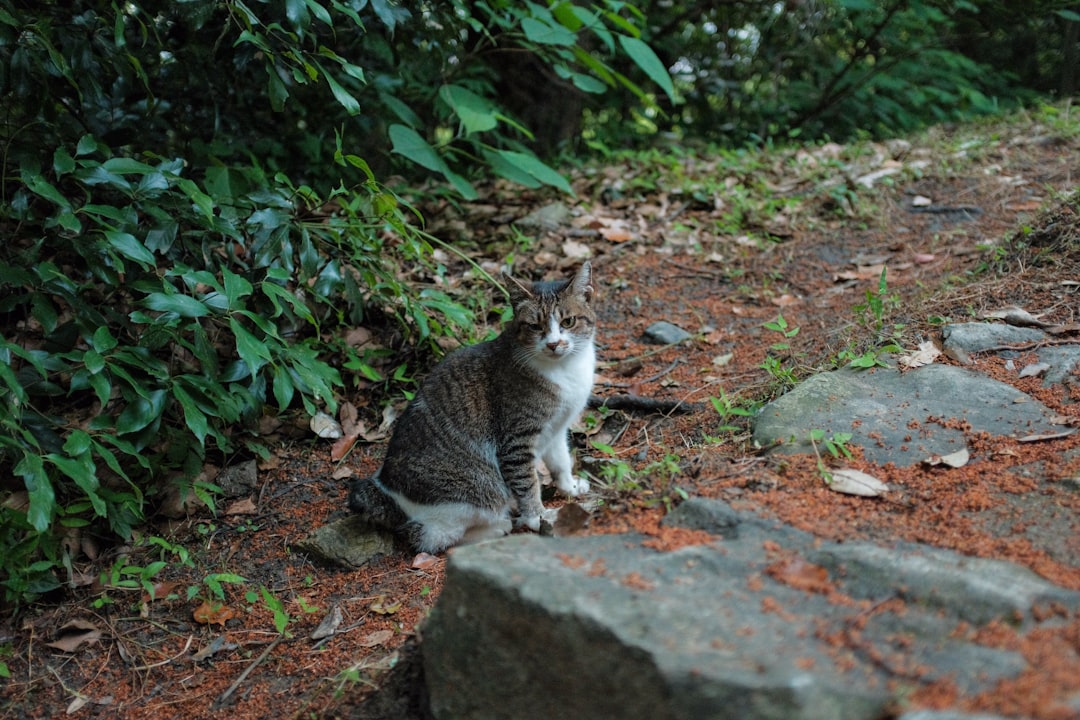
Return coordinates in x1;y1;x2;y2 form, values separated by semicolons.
75;135;98;156
53;148;75;175
143;292;211;318
230;316;272;375
103;230;156;268
222;267;254;306
173;383;210;444
92;326;118;353
618;35;677;103
493;150;572;194
388;124;449;173
439;84;498;134
16;454;54;532
321;63;361;115
116;389;168;435
47;453;106;517
272;365;295;410
21;172;71;210
521;17;576;45
102;158;155;175
83;348;105;374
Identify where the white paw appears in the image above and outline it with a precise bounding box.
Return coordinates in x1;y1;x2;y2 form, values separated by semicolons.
540;506;560;524
515;513;541;532
556;474;590;497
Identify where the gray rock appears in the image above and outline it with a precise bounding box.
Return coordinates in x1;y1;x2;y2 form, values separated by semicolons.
294;515;396;568
752;363;1063;466
424;534;891;720
1036;344;1080;385
216;459;258;498
516;201;571;231
941;322;1046;354
808;541;1080;626
898;713;1011;720
662;497;740;538
420;511;1070;720
643;321;694;345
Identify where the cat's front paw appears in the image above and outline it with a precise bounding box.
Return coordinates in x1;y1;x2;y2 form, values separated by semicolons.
556;474;590;497
514;513;542;532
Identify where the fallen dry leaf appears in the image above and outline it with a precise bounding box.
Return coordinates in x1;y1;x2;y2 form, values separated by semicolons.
338;401;360;435
258;453;283;471
1017;429;1076;443
330;431;360;462
358;629;395;648
712;352;734;367
827;468;887;497
599;227;633;242
980;306;1052;328
344;327;374;348
224;496;257;516
769;293;800;307
310;604;343;640
331;466;355;480
191;635;237;662
899;340;941;369
410;552;440;571
193;601;237;627
46;619;104;653
142;580;181;603
562;239;592;259
924;447;970;468
1018;362;1050;378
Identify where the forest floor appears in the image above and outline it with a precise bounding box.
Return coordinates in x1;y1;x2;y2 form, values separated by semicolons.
3;104;1080;720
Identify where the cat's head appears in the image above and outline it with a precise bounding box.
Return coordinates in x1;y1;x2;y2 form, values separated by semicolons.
503;262;595;362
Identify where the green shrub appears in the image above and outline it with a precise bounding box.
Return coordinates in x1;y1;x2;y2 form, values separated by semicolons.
0;0;674;610
0;134;463;606
585;0;1067;147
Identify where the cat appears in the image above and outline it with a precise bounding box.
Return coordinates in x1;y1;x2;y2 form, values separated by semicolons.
347;262;596;554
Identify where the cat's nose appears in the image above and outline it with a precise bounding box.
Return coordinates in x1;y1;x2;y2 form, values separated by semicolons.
547;340;563;351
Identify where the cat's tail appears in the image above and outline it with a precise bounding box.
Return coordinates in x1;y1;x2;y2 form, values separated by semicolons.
348;472;409;530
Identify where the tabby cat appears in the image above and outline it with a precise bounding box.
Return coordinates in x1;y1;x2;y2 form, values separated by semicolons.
347;262;596;553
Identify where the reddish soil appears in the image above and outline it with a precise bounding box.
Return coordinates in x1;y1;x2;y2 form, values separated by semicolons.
3;111;1080;719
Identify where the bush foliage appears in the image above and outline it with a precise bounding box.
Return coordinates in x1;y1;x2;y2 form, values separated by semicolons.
585;0;1077;147
0;0;669;608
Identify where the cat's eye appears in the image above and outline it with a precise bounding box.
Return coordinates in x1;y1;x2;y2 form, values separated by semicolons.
560;316;577;329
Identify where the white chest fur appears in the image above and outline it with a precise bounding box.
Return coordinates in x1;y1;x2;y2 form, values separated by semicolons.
533;342;595;431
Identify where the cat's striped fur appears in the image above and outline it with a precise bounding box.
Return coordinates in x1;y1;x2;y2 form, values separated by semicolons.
348;263;596;553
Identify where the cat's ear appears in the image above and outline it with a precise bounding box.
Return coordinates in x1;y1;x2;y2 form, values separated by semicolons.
568;261;593;303
502;272;534;306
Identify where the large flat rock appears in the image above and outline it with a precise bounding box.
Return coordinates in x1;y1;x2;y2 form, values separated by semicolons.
751;363;1065;466
421;499;1080;720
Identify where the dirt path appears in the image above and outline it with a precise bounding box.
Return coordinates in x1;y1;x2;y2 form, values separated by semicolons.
3;108;1079;719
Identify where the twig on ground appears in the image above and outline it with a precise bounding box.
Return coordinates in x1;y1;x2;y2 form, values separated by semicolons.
589;394;704;415
214;635;284;708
